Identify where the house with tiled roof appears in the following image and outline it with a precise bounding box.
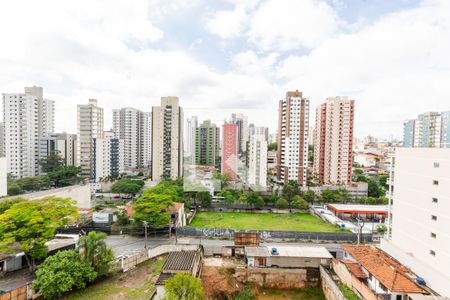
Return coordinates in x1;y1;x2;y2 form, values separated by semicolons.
333;245;426;300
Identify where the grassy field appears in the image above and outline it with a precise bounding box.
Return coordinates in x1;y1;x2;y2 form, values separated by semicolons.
62;257;165;300
188;212;343;232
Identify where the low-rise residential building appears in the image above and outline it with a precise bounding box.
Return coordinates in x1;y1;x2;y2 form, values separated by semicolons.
244;246;332;268
307;182;369;199
169;202;186;228
335;245;425;300
327;204;387;222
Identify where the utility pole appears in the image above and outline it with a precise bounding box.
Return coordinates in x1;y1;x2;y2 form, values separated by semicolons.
143;221;148;249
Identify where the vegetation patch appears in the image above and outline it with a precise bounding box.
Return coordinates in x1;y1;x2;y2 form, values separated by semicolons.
189;212;344;232
339;284;362;300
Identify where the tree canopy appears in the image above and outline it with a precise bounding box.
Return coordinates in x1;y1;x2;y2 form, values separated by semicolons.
78;231;115;277
39;150;65;173
32;250;96;299
163;273;205;300
0;196;78;271
110;178;145;195
267;142;277;151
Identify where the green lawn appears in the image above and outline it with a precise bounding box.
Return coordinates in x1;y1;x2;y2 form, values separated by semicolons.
188;212;343;232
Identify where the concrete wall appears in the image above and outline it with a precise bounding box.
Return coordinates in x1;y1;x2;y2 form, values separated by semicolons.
0;157;6;197
234;267;320;289
320;266;347;300
332;260;377;300
13;184;93;209
178;227;372;243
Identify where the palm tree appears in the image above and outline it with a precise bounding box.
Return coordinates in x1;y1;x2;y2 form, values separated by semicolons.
78;231;114;276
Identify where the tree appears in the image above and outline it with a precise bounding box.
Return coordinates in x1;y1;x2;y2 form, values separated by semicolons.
291;195;308;210
253;197;264;210
163;273;204;300
304;189;317;204
0;198;24;214
282;180;300;202
32;250;97;299
110;179;144;196
47;166;83;187
78;231;115;277
134;193;174;228
39;150;64;173
376;225;387;234
275;198;289;209
222;191;235;208
114;209;130;226
368;179;384;198
267;142;277;151
246;192;264;210
196;191;212;208
7;182;22;196
0;197;78;271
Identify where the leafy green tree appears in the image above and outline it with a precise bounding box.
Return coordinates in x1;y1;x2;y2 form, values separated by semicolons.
0;197;78;271
0;198;25;214
376;225;388;234
163;273;204;300
304;189;317;204
282;180;300;202
368;179;384;198
267;142;277;151
7;182;22;196
291;195;308;210
196;191;212;208
39;150;65;173
32;250;97;299
78;231;115;277
113;209;130;226
275;198;289;209
253;197;264;210
134;192;174;228
246;192;264;210
110;179;144;196
47;166;83;187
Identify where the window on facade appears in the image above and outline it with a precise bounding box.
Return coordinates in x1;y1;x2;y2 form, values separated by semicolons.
432;197;438;203
433;180;439;185
431;232;437;238
431;215;437;221
430;250;436;256
433;162;440;168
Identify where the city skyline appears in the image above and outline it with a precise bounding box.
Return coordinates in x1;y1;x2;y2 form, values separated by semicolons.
1;0;449;139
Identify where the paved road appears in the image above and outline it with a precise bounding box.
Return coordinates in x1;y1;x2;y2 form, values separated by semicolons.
106;235;343;257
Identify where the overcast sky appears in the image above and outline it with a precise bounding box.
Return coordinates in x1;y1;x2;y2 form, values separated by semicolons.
1;0;449;139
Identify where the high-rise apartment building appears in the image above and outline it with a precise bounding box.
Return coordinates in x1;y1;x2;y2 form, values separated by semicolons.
185;116;198;161
403;119;415;148
151;97;183;181
253;126;269;142
313;96;355;185
0;122;4;157
77;99;104;179
231;113;249;154
222;123;238;181
194;120;220;169
92;131;125;182
276;91;309;186
381;148;450;297
403;111;450;148
112;107;151;171
41;133;77;166
2;86;54;178
247;134;267;189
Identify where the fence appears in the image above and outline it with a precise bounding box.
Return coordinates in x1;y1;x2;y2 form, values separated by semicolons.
119;249;149;272
177;227;373;243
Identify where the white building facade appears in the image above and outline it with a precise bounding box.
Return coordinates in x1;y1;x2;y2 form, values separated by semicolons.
151;97;183;181
92;132;125;182
2;86;54;178
77;99;104;179
185;116;198;161
381;148;450;297
231;113;249;154
40;133;77;167
247;134;267;190
112;107;151;172
276;91;310;186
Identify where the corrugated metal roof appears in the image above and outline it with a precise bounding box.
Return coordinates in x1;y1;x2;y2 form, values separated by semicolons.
162;251;199;271
245;246;270;257
155;273;175;285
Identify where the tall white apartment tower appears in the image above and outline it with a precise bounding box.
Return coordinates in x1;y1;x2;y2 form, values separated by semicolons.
92;131;125;182
313;96;355;185
231;113;249;154
112;107;151;171
381;148;450;297
248;134;268;190
77;99;104;179
276;90;310;186
151;97;183;181
185;116;198;161
2;86;54;178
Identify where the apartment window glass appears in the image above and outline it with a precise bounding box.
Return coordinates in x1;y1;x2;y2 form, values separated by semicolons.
433;162;440;168
430;250;436;256
432;197;438;203
433;180;439;185
431;232;437;238
431;215;437;221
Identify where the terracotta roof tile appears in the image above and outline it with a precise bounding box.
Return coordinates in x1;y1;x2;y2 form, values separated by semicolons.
169;202;184;213
342;259;368;279
342;245;423;293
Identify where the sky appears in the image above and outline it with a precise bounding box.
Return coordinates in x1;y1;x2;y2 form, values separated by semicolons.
0;0;449;139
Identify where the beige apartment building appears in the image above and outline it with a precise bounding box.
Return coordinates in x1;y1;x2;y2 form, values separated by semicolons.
77;99;104;179
313;96;355;185
151;97;183;181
